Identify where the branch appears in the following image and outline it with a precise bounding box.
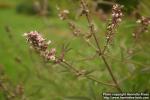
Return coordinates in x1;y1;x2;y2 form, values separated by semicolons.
80;0;122;92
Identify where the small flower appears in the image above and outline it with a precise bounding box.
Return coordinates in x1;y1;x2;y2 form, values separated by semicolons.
106;4;123;43
69;22;81;36
46;48;56;61
47;40;51;45
136;19;141;23
24;31;56;62
133;16;150;40
24;31;48;51
58;9;69;20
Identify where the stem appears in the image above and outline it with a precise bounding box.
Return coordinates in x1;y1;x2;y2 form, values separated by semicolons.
62;60;78;72
101;56;122;92
86;75;116;87
81;0;122;92
61;60;116;87
102;41;109;54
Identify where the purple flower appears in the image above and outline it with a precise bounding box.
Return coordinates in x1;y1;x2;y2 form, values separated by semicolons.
24;31;56;61
106;4;123;43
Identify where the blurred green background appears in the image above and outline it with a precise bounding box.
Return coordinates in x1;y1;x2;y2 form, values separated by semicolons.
0;0;150;100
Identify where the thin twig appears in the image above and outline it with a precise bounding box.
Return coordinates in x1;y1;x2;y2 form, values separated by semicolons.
86;75;116;87
61;60;116;87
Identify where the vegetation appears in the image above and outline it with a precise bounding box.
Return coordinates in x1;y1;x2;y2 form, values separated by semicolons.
0;0;150;100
